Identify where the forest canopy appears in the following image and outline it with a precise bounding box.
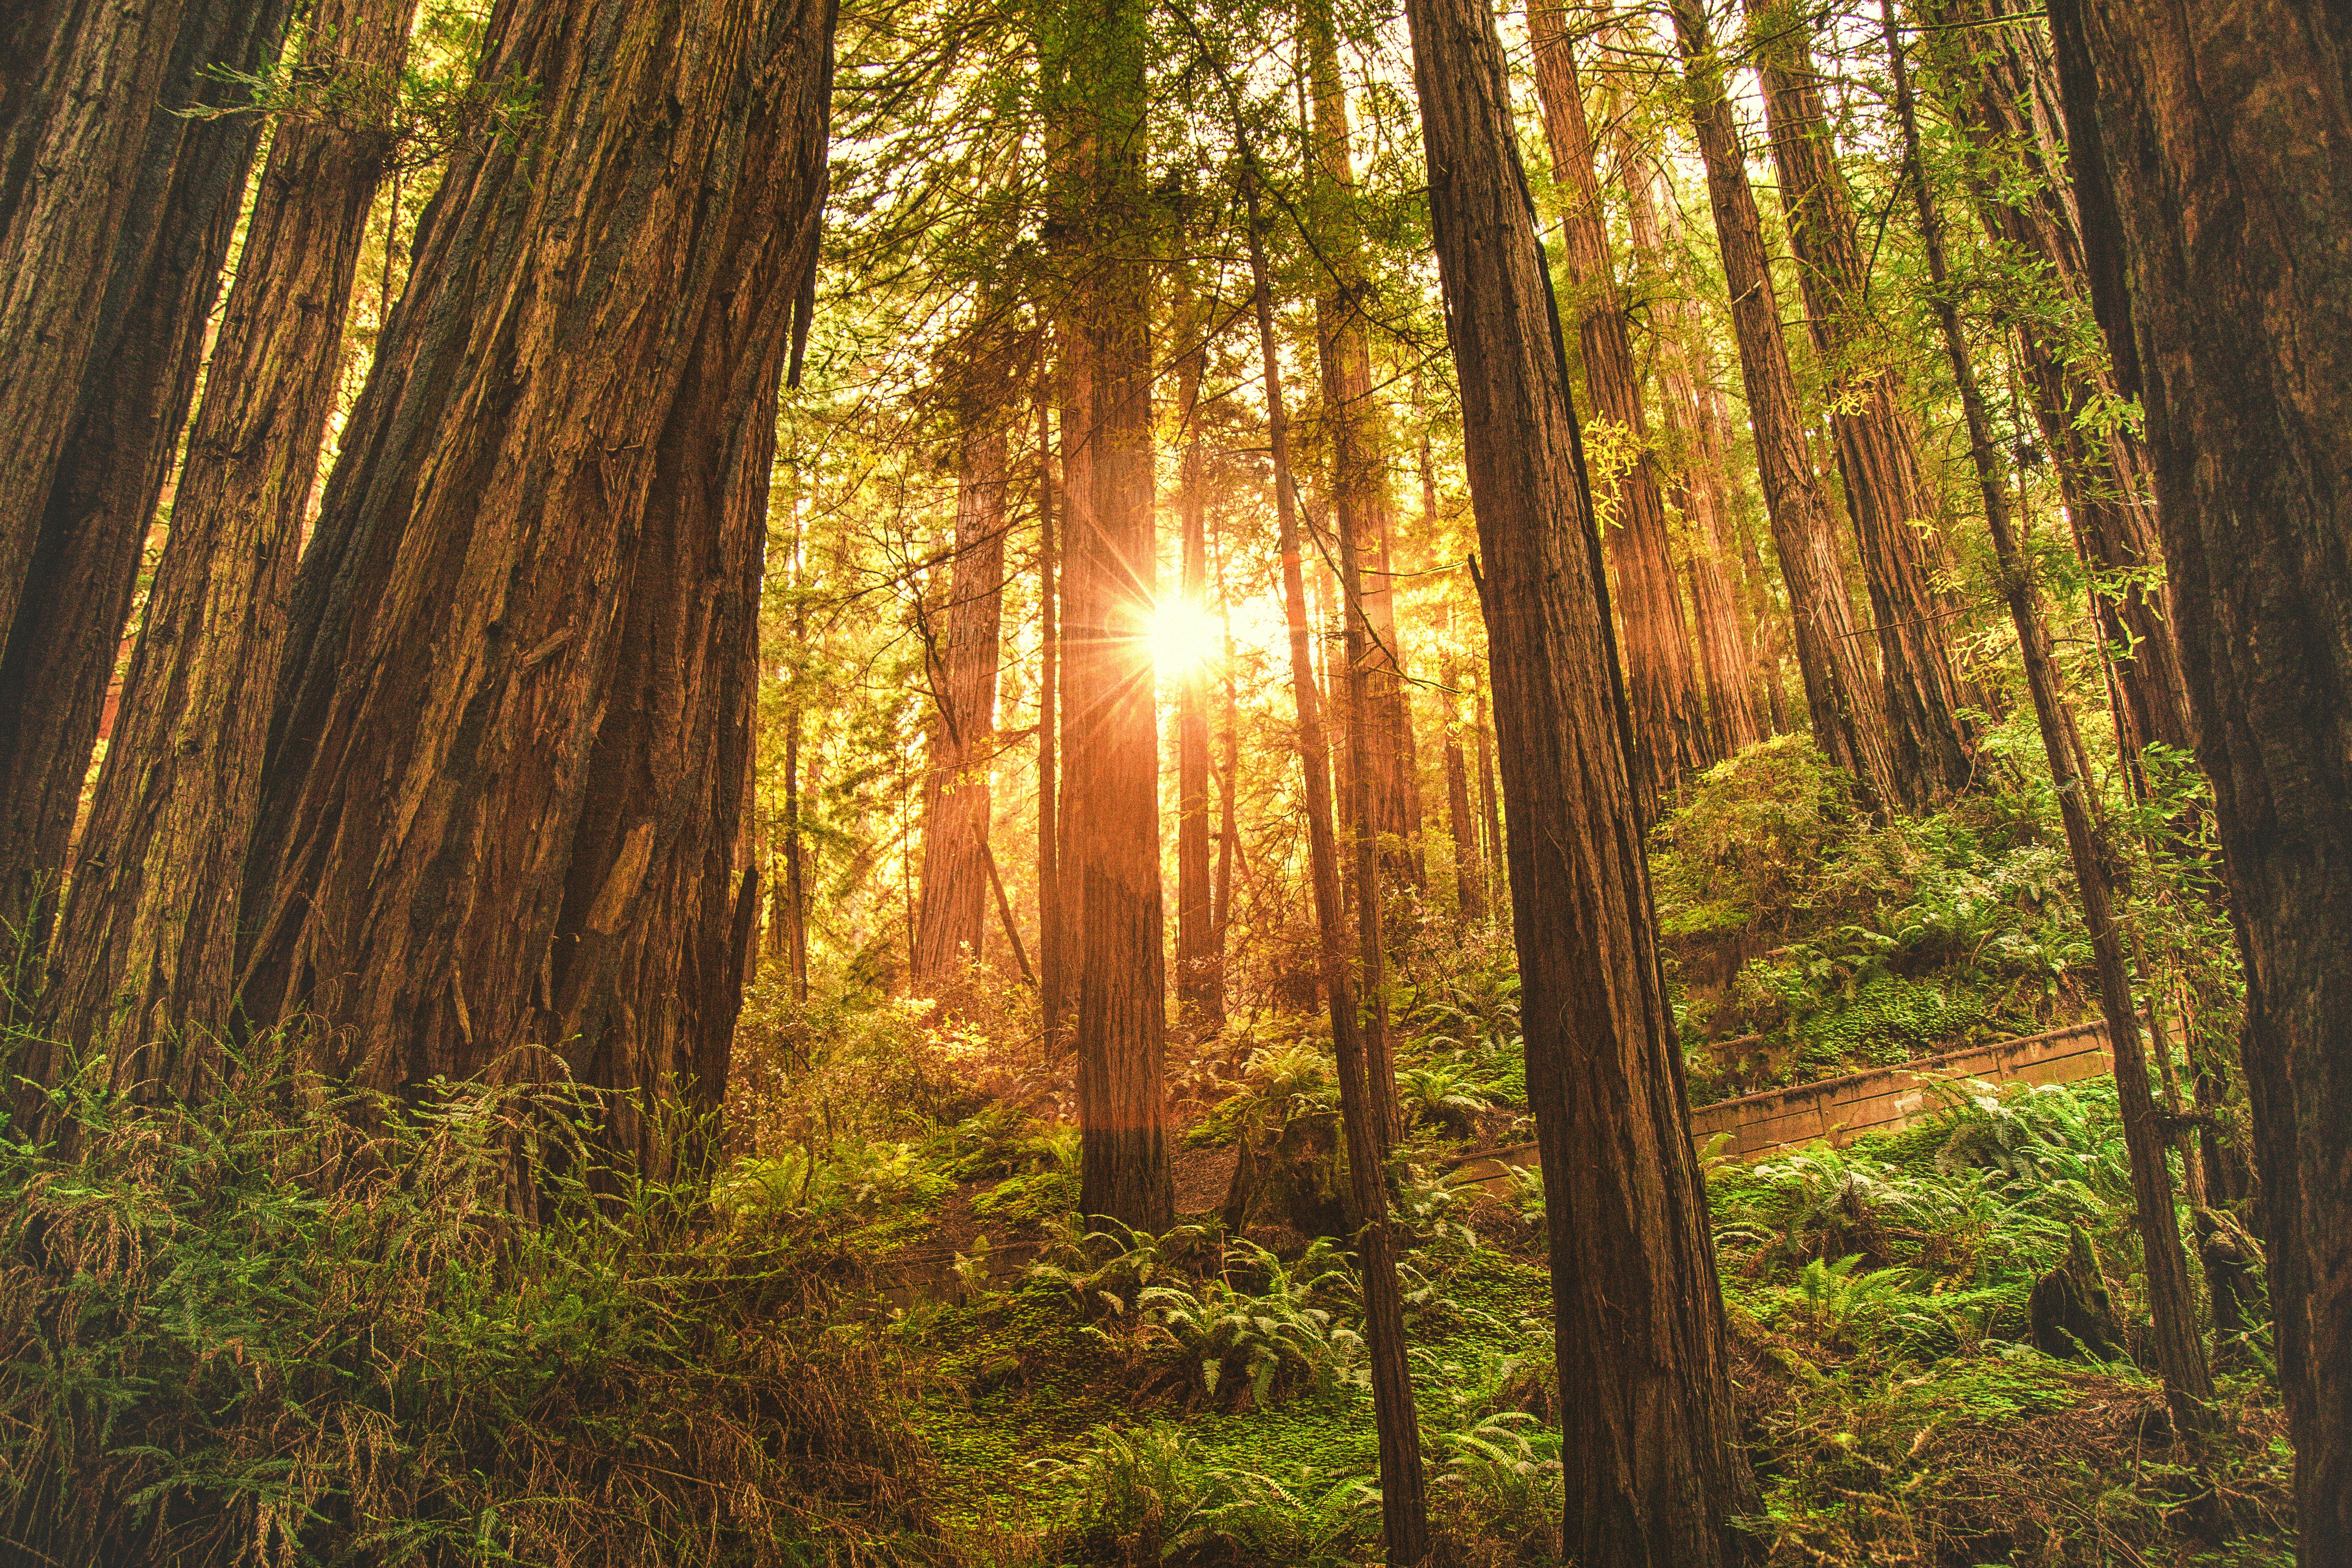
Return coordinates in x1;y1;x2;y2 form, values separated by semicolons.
0;0;2347;1562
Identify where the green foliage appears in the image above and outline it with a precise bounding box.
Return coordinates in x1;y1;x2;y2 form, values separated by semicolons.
1650;736;1860;942
1036;1424;1378;1567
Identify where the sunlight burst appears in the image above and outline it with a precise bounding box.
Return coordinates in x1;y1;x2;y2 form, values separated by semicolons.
1145;599;1225;679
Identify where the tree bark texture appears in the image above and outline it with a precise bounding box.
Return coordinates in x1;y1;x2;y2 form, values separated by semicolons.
1047;0;1171;1229
236;0;836;1175
2050;2;2352;1551
40;0;420;1071
913;409;1010;985
1672;0;1897;814
1529;3;1704;821
1037;389;1066;1050
1924;0;2192;764
1749;0;1976;807
0;0;295;943
1404;0;1758;1557
1430;450;1488;922
1174;300;1223;1031
1307;2;1422;891
1247;193;1429;1567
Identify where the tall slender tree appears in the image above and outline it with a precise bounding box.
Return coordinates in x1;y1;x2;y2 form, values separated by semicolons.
0;0;296;943
234;0;837;1175
39;0;421;1069
1528;1;1705;820
1402;0;1757;1557
2050;2;2352;1551
1173;286;1224;1031
1748;0;1975;807
1670;0;1897;814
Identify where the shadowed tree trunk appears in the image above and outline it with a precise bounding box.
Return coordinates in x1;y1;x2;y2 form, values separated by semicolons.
39;0;419;1072
914;399;1010;985
234;0;837;1176
1306;0;1422;891
1173;292;1224;1032
1529;2;1705;821
1048;0;1171;1229
2050;1;2352;1551
1671;0;1897;814
1246;183;1429;1568
0;0;296;946
1749;0;1975;808
1923;0;2191;767
1402;0;1758;1558
1888;2;2213;1443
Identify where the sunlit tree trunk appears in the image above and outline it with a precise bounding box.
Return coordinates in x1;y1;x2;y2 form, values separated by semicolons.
1750;0;1975;807
39;0;419;1070
1404;0;1758;1556
0;0;294;946
1672;0;1897;813
1048;0;1170;1229
236;0;836;1176
1246;186;1429;1568
1173;294;1224;1032
1529;2;1704;820
1037;389;1067;1051
1429;441;1488;922
2052;0;2352;1548
913;403;1010;985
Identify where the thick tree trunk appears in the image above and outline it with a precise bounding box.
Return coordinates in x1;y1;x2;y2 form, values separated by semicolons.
2050;3;2352;1552
1048;0;1170;1229
1246;189;1429;1568
235;0;836;1176
0;0;295;945
1749;0;1975;808
1529;3;1704;821
1306;3;1422;891
1671;0;1897;814
1174;299;1223;1032
1888;6;2213;1441
1402;0;1758;1558
40;0;420;1072
913;410;1010;985
1924;0;2192;765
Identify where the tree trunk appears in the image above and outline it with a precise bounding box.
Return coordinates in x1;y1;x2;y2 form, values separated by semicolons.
1430;443;1488;922
1174;295;1223;1032
1306;0;1422;891
235;0;836;1177
2051;1;2352;1550
1670;0;1897;814
0;0;295;945
1475;669;1504;911
1749;0;1976;808
1037;388;1067;1052
1529;2;1705;821
1923;0;2192;766
39;0;419;1072
1889;5;2213;1440
1246;185;1429;1568
914;404;1009;986
1048;0;1170;1229
1402;0;1758;1558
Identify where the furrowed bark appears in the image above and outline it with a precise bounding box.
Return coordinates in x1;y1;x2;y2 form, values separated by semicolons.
1403;0;1758;1557
1529;1;1704;821
1888;3;2212;1440
1670;0;1896;814
41;0;420;1073
2050;1;2352;1550
237;0;837;1176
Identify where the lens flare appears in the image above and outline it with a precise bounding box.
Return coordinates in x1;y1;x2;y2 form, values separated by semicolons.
1146;599;1224;679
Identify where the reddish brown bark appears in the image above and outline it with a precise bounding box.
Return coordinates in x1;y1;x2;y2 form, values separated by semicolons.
1403;0;1757;1556
40;0;418;1070
1037;389;1066;1049
1529;3;1705;819
0;0;295;942
1671;0;1896;814
1750;0;1976;807
237;0;836;1175
2052;1;2352;1550
913;405;1010;985
1429;443;1488;922
1173;295;1223;1031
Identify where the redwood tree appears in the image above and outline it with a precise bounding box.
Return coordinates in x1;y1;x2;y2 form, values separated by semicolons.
1402;0;1757;1557
235;0;837;1175
40;0;420;1069
1671;0;1897;814
2051;2;2352;1552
